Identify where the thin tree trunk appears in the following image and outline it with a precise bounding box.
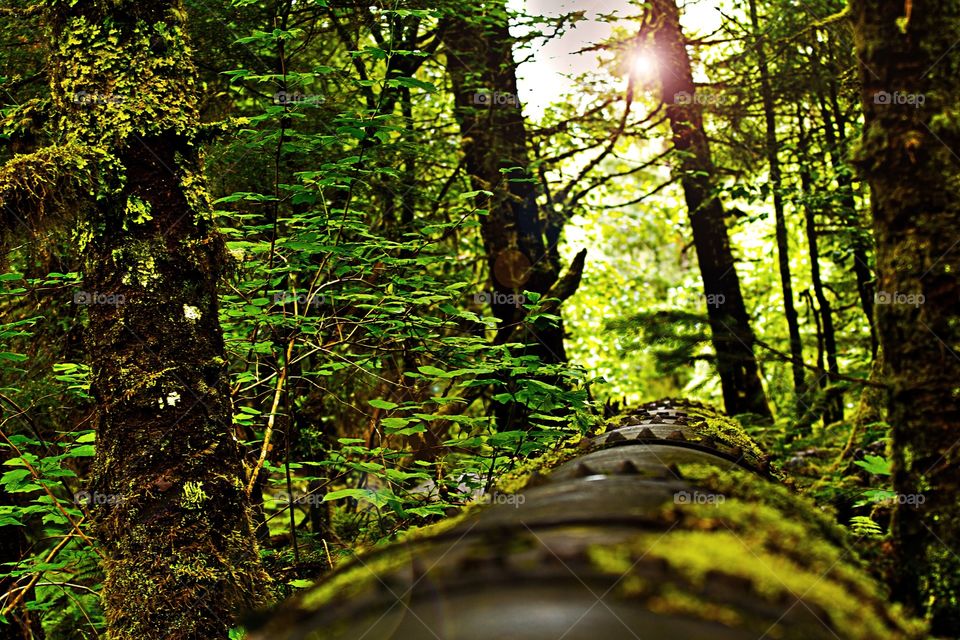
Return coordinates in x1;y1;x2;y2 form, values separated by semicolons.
43;2;269;637
822;31;878;358
814;70;878;356
748;0;804;395
796;110;842;425
852;1;960;634
649;0;772;420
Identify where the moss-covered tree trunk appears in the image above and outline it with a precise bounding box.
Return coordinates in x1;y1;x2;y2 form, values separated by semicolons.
851;1;960;634
43;1;268;637
249;398;923;640
648;0;772;421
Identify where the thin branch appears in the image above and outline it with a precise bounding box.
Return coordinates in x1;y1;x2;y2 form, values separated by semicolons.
246;337;295;497
752;337;886;388
597;178;675;209
1;524;82;617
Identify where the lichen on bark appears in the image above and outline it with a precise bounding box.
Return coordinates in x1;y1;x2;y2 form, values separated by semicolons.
850;0;960;634
2;1;274;637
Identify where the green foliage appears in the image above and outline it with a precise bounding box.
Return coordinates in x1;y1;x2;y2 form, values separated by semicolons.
849;515;885;539
854;454;892;477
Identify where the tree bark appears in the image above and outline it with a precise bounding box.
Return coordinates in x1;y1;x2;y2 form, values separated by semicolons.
748;0;804;396
796;109;843;426
442;3;568;364
851;0;960;634
42;1;269;637
649;0;772;420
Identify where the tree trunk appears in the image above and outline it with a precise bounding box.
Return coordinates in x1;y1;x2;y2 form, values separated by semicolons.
45;1;268;637
442;3;567;363
821;34;878;360
748;0;804;396
852;0;960;634
814;71;878;357
251;398;921;640
649;0;772;420
796;109;843;426
442;4;589;433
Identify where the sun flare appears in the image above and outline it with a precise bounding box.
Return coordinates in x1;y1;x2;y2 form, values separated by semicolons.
630;52;658;77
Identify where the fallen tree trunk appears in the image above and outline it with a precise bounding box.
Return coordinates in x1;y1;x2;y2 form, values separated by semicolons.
248;399;922;640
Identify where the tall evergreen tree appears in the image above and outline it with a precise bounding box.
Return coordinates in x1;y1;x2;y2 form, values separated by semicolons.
747;0;804;396
647;0;772;420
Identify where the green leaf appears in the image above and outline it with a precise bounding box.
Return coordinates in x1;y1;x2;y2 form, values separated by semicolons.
385;77;436;92
853;455;892;476
854;489;898;507
0;468;31;486
323;488;373;502
64;445;96;458
849;515;884;538
369;399;399;410
288;579;313;589
459;190;493;200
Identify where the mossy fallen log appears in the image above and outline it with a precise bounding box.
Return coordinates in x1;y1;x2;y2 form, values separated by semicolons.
249;399;924;640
